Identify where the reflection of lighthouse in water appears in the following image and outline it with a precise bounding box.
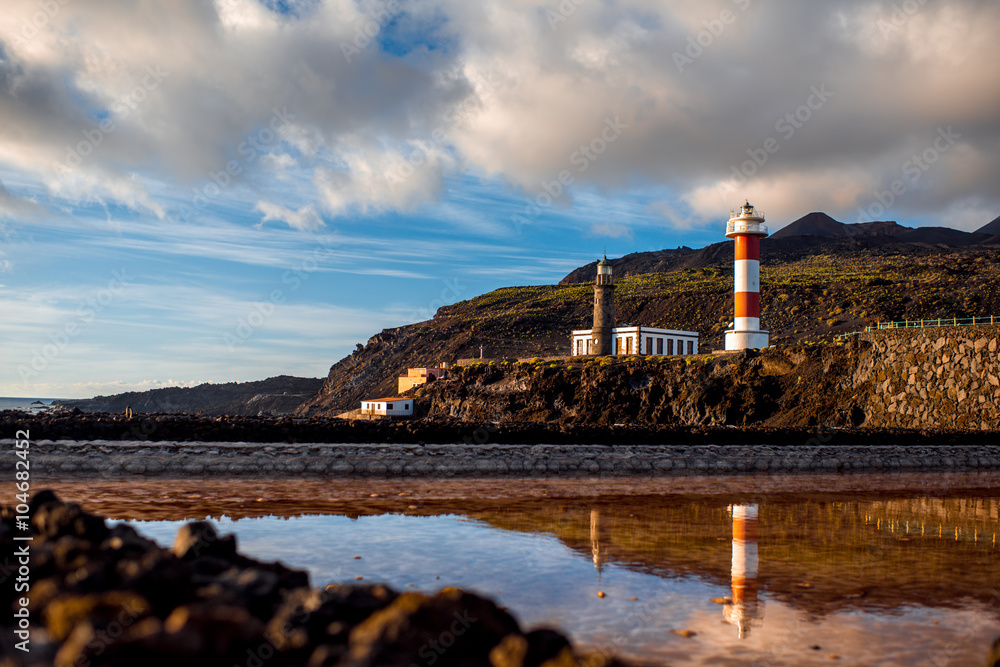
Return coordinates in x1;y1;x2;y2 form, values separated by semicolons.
591;509;607;573
724;504;763;638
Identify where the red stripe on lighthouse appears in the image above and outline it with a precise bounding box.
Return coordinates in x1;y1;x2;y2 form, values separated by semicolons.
734;292;759;318
733;515;759;542
734;235;760;261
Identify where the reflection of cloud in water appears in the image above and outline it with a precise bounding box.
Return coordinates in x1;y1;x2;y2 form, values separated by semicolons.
18;477;1000;665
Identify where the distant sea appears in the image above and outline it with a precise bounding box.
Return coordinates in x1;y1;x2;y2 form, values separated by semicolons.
0;397;66;412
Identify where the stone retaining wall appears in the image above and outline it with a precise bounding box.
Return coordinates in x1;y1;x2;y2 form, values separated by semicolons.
4;440;998;478
855;325;1000;429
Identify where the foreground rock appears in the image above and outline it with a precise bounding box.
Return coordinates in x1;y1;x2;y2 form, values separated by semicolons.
0;492;624;667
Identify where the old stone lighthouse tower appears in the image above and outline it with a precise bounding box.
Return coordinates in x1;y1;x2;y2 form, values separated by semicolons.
592;256;615;355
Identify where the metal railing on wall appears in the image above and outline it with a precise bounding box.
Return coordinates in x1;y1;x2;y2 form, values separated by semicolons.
835;315;998;341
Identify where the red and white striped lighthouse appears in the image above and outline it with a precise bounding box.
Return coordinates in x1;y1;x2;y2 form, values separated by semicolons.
725;201;769;350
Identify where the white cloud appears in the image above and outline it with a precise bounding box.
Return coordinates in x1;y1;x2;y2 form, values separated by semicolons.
255;200;324;231
588;222;633;240
1;0;999;225
0;178;42;219
314;140;456;216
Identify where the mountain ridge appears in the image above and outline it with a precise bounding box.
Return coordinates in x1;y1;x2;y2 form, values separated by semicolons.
976;215;1000;236
54;375;324;416
560;212;995;285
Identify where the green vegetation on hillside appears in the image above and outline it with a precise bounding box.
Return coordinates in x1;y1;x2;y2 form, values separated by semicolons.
439;249;1000;350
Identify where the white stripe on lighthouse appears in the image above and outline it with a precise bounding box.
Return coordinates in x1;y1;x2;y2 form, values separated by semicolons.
734;259;759;293
734;317;760;331
732;539;759;579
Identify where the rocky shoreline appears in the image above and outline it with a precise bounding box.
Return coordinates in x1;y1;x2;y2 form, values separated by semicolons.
1;491;612;666
4;412;998;479
4;411;998;446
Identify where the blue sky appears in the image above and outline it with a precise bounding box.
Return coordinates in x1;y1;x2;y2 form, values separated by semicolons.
1;0;998;397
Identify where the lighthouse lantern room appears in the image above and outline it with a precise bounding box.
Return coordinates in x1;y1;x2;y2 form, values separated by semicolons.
725;202;769;351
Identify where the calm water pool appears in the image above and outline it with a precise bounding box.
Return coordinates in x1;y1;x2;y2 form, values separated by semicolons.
22;474;1000;666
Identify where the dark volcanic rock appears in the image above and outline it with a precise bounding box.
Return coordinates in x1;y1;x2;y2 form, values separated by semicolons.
173;521;237;560
345;587;521;667
0;492;606;667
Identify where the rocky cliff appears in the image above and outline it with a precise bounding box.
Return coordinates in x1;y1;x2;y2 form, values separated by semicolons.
414;344;867;428
412;330;999;431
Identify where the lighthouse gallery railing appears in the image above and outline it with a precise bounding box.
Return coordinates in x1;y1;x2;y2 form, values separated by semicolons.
726;221;768;235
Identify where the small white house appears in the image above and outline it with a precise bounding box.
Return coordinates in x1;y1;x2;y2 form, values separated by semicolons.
360;397;414;417
571;326;699;357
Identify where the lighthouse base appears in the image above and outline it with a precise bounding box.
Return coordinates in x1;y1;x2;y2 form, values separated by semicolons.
725;329;769;351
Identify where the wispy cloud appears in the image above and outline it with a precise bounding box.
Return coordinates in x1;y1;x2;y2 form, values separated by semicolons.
255;201;325;231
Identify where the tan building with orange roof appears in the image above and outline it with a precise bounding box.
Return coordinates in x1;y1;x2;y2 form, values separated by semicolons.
397;367;449;394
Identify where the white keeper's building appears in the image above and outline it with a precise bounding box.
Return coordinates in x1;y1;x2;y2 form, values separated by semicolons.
571;326;699;357
360;397;414;417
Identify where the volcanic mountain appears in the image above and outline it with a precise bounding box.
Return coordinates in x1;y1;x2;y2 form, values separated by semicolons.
975;215;1000;239
560;212;995;285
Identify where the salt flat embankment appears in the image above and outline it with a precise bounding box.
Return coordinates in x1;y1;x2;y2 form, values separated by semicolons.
4;439;998;479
